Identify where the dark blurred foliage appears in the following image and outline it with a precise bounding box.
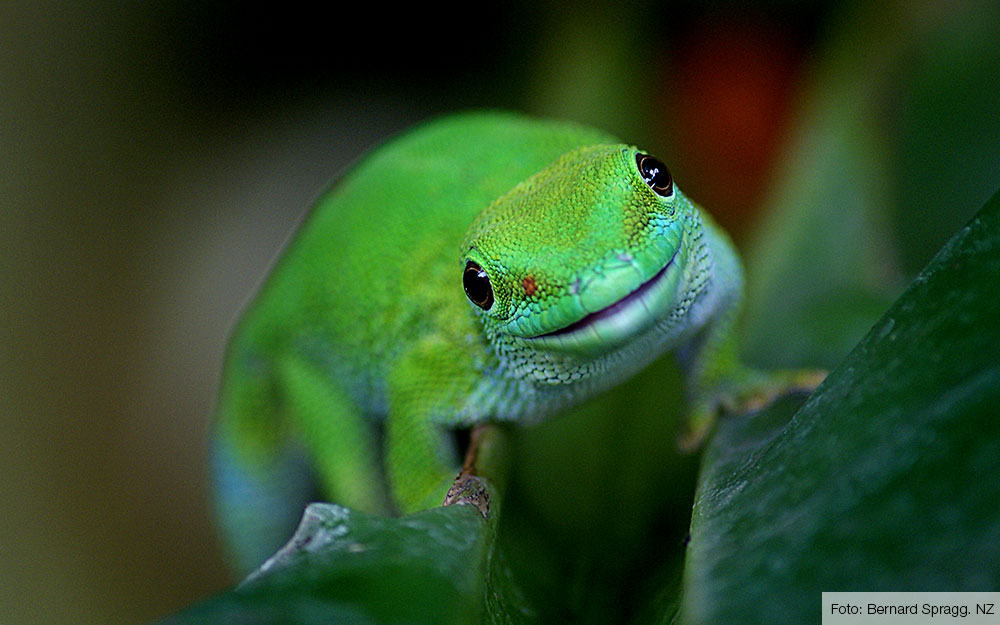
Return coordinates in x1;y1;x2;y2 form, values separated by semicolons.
1;1;996;623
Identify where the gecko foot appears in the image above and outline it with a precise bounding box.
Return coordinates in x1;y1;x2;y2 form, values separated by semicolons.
678;368;827;452
443;473;490;518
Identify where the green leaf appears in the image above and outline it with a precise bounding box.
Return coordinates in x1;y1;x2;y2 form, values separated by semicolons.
159;501;534;625
740;3;911;370
681;189;1000;624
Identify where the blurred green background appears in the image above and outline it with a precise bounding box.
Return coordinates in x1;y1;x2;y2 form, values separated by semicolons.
2;1;997;623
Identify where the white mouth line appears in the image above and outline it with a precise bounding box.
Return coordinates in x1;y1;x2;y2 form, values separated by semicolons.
530;248;678;339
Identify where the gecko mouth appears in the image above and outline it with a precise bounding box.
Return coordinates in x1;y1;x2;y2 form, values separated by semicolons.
532;246;680;341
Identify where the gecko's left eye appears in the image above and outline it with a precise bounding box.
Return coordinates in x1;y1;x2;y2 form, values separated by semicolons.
463;261;494;310
636;153;673;197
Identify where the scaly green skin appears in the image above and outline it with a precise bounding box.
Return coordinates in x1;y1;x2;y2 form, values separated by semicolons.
212;111;817;574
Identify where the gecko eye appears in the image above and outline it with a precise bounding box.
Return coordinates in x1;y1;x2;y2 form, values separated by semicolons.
463;261;494;310
636;153;673;197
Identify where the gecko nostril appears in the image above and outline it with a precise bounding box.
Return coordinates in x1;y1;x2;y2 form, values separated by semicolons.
522;275;538;297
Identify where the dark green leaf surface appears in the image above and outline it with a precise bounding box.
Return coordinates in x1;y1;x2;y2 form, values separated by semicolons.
160;502;526;625
681;190;1000;624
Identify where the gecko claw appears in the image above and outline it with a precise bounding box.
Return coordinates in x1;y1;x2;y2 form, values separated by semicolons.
443;473;490;518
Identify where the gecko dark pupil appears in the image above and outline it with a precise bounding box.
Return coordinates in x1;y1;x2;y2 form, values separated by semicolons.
636;153;673;197
463;261;494;310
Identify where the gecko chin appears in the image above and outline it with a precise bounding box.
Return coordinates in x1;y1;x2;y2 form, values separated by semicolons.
522;244;684;356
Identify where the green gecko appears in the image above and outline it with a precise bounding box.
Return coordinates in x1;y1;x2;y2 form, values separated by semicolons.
212;111;821;573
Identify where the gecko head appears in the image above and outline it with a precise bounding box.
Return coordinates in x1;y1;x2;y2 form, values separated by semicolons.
460;144;693;378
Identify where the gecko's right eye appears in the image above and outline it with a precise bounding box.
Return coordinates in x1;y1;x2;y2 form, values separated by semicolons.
463;261;494;310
